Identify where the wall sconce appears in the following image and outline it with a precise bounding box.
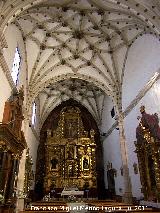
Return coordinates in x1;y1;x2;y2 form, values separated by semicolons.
133;162;139;174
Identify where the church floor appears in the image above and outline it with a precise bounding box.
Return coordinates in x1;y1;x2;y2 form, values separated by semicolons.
21;200;160;213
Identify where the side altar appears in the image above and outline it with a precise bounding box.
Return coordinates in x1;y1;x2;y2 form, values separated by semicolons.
135;106;160;202
44;106;97;193
0;88;27;212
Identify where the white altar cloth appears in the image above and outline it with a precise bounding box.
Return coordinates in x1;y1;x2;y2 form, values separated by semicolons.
61;190;84;196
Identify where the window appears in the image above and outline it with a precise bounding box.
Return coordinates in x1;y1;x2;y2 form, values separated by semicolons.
32;102;36;125
11;47;21;85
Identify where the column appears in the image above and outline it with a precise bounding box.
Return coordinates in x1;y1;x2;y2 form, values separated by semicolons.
6;155;19;202
16;149;27;213
117;112;133;203
1;151;11;201
0;151;7;192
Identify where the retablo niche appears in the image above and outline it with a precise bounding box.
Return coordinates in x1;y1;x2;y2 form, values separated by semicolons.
44;106;97;192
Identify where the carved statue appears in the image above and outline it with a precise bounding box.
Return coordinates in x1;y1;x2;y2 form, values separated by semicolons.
90;129;95;139
83;157;89;169
67;146;74;159
64;119;77;138
3;86;24;138
68;164;74;177
137;106;160;141
50;158;58;170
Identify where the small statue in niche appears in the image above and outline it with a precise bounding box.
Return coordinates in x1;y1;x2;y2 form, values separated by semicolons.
68;164;74;177
83;157;89;169
50;158;58;170
90;129;95;139
68;122;73;137
67;146;74;159
67;121;77;138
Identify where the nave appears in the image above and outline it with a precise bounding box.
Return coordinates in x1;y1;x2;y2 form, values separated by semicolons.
0;0;160;212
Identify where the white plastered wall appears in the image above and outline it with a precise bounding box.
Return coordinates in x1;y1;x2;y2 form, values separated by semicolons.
123;78;160;198
3;23;40;159
123;34;160;110
101;96;124;196
101;34;160;199
102;128;124;196
123;34;160;198
24;124;39;189
1;24;40;193
3;24;27;89
0;24;25;121
0;67;11;121
101;95;115;133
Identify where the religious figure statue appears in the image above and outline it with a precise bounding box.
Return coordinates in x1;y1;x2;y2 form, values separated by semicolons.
67;121;77;138
68;164;74;177
66;146;74;159
90;129;95;139
137;105;160;140
68;122;73;137
83;157;89;169
50;158;58;170
3;86;24;138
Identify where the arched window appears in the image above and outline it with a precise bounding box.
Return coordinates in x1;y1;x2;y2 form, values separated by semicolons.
32;102;36;125
11;47;21;85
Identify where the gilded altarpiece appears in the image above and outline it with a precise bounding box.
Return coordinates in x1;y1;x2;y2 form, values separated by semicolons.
0;87;26;210
135;106;160;201
44;107;96;191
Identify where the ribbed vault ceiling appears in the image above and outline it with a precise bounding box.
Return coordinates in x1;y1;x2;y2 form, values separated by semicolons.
39;78;105;125
1;0;160;126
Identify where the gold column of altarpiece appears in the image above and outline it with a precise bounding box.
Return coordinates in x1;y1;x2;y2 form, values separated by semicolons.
44;106;96;191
